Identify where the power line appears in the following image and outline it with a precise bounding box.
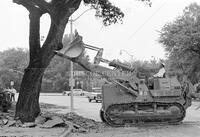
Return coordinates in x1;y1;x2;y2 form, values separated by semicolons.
129;1;167;39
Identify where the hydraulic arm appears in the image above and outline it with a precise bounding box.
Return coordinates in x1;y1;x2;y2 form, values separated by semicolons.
54;34;139;96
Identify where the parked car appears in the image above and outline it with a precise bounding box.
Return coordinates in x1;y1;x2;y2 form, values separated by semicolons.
63;89;84;96
82;90;90;96
62;90;70;95
87;87;102;102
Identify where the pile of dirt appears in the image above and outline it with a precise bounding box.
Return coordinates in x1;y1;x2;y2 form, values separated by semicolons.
40;102;108;133
0;110;16;127
62;112;107;133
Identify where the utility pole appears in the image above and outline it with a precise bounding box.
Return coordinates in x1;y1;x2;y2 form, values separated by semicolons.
70;16;74;112
67;2;98;112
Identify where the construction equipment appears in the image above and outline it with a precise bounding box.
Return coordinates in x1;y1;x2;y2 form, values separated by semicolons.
55;33;200;126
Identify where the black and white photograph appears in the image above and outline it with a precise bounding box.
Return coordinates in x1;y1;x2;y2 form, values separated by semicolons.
1;0;200;136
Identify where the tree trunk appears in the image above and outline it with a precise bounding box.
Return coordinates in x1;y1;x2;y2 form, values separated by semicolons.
15;10;45;122
15;68;44;122
15;11;68;122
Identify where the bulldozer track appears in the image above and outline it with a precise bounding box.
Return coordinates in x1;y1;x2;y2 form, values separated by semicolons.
101;102;186;127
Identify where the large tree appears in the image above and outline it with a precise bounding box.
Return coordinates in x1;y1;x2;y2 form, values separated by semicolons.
159;3;200;83
13;0;151;122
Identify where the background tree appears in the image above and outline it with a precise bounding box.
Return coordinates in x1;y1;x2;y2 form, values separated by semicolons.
13;0;151;122
159;3;200;83
0;37;89;93
0;48;29;71
0;48;28;91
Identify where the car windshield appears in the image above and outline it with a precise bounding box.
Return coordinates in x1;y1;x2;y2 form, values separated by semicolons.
74;89;82;91
92;88;101;93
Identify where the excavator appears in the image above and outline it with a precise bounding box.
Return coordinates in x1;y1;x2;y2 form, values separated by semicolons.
55;33;200;126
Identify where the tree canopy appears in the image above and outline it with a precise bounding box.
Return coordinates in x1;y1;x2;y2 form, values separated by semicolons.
159;3;200;83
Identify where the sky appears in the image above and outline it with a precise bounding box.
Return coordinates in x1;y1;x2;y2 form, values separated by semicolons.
1;0;200;62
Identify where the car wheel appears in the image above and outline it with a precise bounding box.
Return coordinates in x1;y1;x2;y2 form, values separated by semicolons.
88;98;92;102
100;108;107;123
68;93;71;96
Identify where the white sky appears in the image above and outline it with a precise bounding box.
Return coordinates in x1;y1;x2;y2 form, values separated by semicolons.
1;0;200;62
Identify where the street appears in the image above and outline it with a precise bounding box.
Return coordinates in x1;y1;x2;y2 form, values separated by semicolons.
40;94;200;137
39;94;200;137
38;93;102;121
15;93;200;137
37;93;200;122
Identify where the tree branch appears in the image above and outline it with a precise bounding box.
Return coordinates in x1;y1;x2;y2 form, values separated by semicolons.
13;0;52;14
51;0;82;16
40;17;68;67
13;0;33;11
31;0;53;14
39;0;82;68
185;48;200;57
29;11;42;65
66;0;82;11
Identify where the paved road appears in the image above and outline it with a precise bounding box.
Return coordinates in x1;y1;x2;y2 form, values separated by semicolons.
16;93;101;121
38;93;102;121
37;93;200;122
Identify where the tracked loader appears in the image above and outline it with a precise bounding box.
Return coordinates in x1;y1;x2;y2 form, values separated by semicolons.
55;33;200;126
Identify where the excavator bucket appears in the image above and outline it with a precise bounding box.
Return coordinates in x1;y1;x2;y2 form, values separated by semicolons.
55;33;85;59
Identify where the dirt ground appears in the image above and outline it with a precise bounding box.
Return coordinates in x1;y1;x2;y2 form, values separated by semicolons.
0;103;106;137
0;127;65;137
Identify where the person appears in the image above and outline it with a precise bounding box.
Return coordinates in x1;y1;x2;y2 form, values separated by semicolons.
194;81;200;93
148;63;166;89
10;87;17;102
153;63;166;78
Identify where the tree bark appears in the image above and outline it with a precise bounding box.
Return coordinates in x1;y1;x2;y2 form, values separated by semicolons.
15;68;44;122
